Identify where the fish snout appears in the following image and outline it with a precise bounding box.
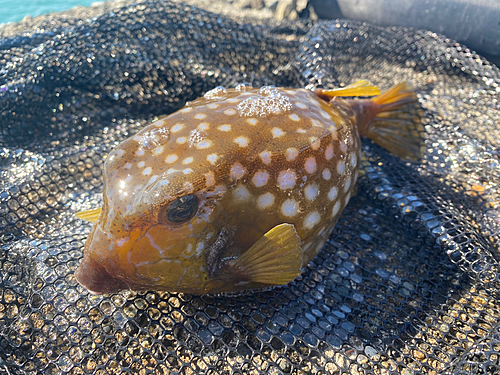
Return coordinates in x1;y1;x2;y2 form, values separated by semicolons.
75;255;130;295
76;223;131;294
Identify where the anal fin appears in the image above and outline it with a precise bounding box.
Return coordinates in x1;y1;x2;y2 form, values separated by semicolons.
76;207;102;223
229;223;303;285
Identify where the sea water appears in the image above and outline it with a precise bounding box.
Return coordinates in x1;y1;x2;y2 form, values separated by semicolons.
0;0;113;25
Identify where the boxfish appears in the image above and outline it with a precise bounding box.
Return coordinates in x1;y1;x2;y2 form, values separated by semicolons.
75;81;424;295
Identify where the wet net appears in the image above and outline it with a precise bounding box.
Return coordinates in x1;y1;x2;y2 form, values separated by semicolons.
1;1;499;374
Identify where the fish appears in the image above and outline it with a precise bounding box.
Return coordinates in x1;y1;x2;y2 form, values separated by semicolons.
75;80;424;295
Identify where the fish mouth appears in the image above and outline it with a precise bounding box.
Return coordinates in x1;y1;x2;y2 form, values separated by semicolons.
76;255;130;295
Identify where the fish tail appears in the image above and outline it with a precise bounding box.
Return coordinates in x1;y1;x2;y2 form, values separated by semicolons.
354;82;425;161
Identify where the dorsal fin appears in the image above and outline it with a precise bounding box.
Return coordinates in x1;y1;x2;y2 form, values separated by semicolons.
315;80;381;100
76;207;102;223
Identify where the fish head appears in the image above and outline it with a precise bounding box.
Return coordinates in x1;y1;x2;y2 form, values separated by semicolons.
76;112;233;294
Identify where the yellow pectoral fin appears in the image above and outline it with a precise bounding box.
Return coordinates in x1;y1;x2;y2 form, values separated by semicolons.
316;80;381;99
230;223;303;285
76;207;102;223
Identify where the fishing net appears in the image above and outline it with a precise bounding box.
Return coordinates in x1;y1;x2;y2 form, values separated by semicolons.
1;1;499;373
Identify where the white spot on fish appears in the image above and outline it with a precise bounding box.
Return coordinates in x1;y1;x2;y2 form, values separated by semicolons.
337;161;345;175
176;137;187;144
207;103;219;109
165;154;178;164
304;157;317;174
230;163;246;180
310;137;321;150
304;211;321;230
297;128;307;133
328;186;338;201
153;119;165;128
322;169;331;180
331;201;341;217
278;169;296;190
182;157;194;165
197;122;210;131
171;123;185;133
246;119;258;126
195;113;207;119
153;146;164;156
286;148;299;161
189;130;207;146
304;183;319;201
272;127;285;138
137;149;145;156
185;243;194;257
345;192;351;205
196;140;213;149
124;163;132;169
234;136;250;147
296;102;307;109
217;124;231;132
138;161;145;168
184;181;194;193
205;171;215;187
281;199;299;217
289;114;300;122
340;140;348;153
325;144;334;160
314;241;324;254
233;186;251;203
207;153;219;165
196;242;205;256
183;169;193;175
329;125;338;140
257;192;275;210
181;107;193;113
260;151;272;165
344;178;352;193
116;149;125;157
224;109;236;116
143;167;152;176
351;154;357;168
252;170;269;188
311;119;322;127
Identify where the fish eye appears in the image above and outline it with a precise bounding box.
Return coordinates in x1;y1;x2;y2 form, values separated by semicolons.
163;195;199;224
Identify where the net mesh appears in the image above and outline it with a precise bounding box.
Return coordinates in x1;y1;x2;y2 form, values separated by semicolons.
1;1;499;374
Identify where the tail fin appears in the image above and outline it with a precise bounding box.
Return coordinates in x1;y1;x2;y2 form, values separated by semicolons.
365;82;425;161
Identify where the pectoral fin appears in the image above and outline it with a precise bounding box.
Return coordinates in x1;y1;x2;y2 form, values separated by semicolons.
229;223;303;285
76;207;102;223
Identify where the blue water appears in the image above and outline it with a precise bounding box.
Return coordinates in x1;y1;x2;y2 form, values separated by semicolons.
0;0;114;25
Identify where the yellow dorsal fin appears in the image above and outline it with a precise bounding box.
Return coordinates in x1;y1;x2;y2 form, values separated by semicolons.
230;223;303;285
316;80;381;99
76;207;102;223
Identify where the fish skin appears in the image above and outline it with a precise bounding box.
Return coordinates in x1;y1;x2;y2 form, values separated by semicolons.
75;85;405;295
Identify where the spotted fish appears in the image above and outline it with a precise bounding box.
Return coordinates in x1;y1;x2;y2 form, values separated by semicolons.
75;81;424;295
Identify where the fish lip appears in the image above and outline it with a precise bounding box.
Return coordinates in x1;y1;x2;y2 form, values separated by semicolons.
75;255;129;295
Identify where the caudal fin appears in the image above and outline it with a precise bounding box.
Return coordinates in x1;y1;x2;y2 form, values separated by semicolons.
367;82;425;161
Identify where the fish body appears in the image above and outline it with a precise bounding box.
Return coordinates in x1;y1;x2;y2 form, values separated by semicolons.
76;82;424;295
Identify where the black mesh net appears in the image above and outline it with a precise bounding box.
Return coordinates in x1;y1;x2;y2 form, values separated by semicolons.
1;1;499;374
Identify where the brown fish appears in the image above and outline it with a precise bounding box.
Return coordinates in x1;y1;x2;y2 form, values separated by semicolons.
75;81;424;295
